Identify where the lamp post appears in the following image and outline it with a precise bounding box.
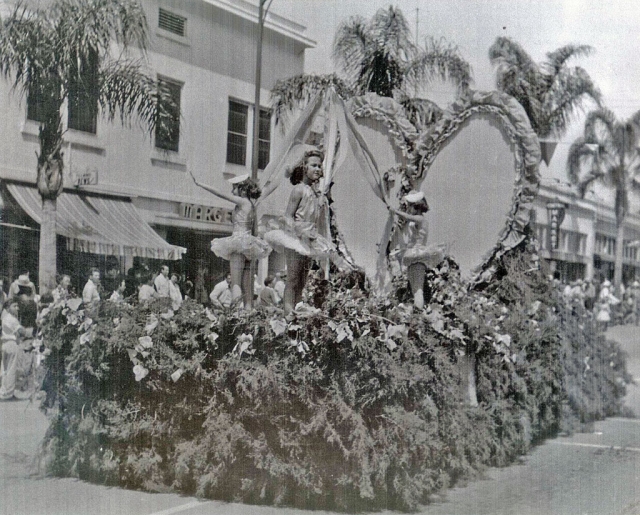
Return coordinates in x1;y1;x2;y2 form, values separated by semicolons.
249;0;271;307
251;0;270;181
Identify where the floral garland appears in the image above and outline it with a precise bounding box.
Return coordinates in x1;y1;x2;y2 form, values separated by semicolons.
411;90;541;280
348;93;418;165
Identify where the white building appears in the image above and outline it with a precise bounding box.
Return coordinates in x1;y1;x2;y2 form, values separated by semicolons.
0;0;314;297
532;180;640;285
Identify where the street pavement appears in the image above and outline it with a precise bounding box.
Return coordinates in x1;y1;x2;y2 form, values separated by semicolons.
1;326;639;515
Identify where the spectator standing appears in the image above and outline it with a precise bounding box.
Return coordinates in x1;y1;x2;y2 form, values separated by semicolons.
583;279;596;311
169;273;183;311
0;300;25;400
154;265;170;297
138;276;157;303
10;273;37;329
109;278;127;303
82;269;101;304
8;271;36;300
274;272;286;302
209;273;232;310
258;275;280;307
52;274;71;302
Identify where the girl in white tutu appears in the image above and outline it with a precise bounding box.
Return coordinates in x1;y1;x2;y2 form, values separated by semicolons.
388;190;445;309
190;171;275;308
264;149;341;313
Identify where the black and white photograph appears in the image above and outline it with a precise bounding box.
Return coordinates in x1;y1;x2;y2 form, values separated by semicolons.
0;0;639;513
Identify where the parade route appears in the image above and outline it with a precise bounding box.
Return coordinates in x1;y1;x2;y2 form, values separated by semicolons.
1;325;639;515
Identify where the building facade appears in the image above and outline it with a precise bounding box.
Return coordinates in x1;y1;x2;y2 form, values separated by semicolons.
0;0;314;296
532;182;640;285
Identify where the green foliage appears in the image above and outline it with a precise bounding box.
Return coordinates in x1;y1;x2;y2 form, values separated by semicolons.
39;248;630;511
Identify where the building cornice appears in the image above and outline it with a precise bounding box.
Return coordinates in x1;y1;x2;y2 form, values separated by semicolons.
202;0;316;48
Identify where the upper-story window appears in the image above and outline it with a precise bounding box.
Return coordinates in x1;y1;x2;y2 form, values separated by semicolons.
68;49;99;133
258;109;271;170
158;8;186;37
155;78;182;152
26;78;48;123
226;101;271;169
227;100;248;166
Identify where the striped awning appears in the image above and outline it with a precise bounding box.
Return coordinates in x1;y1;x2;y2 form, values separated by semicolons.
7;183;186;260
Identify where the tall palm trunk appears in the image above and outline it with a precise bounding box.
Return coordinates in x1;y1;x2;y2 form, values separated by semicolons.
39;197;58;292
36;122;64;292
614;220;625;289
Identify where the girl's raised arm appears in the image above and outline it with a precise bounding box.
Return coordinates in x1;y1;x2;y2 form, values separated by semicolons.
189;170;243;205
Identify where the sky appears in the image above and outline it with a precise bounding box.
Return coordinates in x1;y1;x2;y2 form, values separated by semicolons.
270;0;640;185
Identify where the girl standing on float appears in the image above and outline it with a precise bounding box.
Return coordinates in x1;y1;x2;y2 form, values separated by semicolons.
190;172;277;308
388;190;445;309
264;149;344;314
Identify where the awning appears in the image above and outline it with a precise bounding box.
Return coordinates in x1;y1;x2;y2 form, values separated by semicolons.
7;183;186;260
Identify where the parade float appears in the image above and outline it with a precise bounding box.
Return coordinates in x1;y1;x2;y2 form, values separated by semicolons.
39;89;629;511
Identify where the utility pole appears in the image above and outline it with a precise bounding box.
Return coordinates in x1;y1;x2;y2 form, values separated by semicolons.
249;0;270;307
251;0;267;181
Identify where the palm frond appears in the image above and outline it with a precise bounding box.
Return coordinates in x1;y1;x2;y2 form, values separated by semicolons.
405;37;473;94
567;136;599;187
368;6;416;63
270;73;353;128
544;44;594;75
584;108;617;143
332;16;369;85
54;0;149;70
489;36;538;79
98;58;163;133
542;67;601;137
0;4;58;96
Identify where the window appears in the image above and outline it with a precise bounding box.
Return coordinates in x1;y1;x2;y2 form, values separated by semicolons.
258;109;271;170
68;49;99;134
155;78;181;152
226;101;248;165
27;78;49;123
158;8;186;37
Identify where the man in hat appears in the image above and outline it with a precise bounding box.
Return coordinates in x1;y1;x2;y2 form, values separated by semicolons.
8;271;36;300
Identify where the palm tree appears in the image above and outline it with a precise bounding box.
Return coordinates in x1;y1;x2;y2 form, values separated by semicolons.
0;0;172;291
567;108;640;286
489;36;601;139
272;6;472;126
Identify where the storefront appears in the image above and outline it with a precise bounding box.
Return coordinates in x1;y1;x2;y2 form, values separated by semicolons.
0;181;185;295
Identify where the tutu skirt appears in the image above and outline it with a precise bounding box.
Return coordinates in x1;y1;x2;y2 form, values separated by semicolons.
211;232;272;261
403;244;445;268
264;219;335;259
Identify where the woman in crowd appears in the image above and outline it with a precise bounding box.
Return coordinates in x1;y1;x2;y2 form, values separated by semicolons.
169;273;183;311
388;190;445;310
258;275;280;307
109;277;127;303
0;300;26;400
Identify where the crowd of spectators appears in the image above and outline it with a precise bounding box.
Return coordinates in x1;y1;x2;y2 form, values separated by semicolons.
0;264;289;401
554;275;640;329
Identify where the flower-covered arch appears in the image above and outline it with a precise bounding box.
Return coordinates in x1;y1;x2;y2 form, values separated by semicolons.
407;90;541;280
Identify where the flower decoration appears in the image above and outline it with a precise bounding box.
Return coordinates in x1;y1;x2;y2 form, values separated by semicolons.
133;364;149;382
232;333;254;357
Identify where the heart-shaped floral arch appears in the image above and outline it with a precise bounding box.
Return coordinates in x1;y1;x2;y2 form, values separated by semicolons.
411;90;541;278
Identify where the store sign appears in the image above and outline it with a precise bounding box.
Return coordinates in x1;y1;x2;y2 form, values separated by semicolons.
73;168;99;186
546;201;567;250
180;203;233;225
